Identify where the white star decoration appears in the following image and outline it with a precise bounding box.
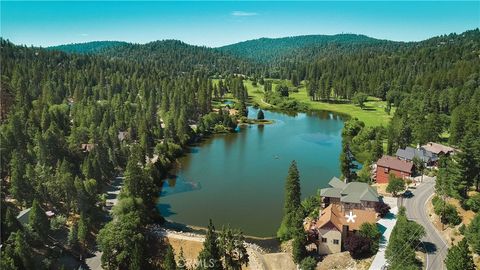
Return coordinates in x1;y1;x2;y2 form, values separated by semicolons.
345;211;357;223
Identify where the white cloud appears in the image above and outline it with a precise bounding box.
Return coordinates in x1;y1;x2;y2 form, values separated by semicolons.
80;33;89;37
231;11;258;17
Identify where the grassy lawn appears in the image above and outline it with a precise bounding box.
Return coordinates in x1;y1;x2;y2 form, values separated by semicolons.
243;79;394;127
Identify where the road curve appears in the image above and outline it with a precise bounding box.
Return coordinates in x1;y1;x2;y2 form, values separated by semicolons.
403;176;448;270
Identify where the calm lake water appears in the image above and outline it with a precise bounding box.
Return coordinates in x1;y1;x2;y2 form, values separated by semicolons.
157;107;345;237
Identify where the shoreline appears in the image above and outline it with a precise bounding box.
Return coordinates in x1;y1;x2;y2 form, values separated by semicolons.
161;219;282;252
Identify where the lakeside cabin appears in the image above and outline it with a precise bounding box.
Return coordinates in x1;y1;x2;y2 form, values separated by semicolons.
320;177;380;211
308;177;380;254
375;155;413;183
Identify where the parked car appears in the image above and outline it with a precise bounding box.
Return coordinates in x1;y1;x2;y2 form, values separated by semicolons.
403;190;414;198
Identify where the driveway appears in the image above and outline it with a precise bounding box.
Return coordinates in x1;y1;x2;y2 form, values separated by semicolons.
403;176;448;270
369;197;398;270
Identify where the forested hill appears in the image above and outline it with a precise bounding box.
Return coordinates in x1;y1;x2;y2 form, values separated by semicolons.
48;41;128;54
217;34;392;62
49;40;260;75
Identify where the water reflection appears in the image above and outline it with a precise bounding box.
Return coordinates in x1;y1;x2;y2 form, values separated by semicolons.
161;175;201;197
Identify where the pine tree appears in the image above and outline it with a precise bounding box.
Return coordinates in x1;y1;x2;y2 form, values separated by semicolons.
291;212;307;264
218;226;249;270
130;241;144;270
177;247;187;270
444;238;475;270
29;199;49;240
340;140;357;181
196;220;223;270
9;150;30;206
68;222;79;247
278;161;301;241
163;243;177;270
257;109;265;120
77;212;88;248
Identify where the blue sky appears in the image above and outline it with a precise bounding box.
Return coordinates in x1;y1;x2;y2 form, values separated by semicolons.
1;1;479;47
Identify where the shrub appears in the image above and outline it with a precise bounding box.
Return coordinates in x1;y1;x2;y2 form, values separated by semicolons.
433;196;461;225
344;233;372;259
300;257;317;270
375;201;391;218
50;215;67;231
464;194;480;212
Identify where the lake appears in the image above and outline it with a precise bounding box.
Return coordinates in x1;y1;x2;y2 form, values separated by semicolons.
157;107;346;237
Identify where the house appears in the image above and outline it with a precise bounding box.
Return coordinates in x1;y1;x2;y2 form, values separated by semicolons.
117;131;129;142
395;146;438;166
375;155;413;183
313;204;378;254
16;208;31;227
80;143;95;153
421;142;456;156
320;177;380;211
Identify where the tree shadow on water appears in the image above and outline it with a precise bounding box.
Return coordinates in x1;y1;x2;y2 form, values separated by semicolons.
157;203;177;218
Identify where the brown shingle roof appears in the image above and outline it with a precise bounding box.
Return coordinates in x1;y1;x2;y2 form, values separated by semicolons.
316;204;378;231
376;155;413;173
421;142;455;155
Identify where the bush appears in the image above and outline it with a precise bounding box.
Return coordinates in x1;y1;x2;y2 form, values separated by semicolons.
375;201;391;218
433;196;461;225
464;194;480;212
442;204;461;225
359;223;381;255
50;215;67;231
344;233;372;259
300;257;317;270
213;124;228;133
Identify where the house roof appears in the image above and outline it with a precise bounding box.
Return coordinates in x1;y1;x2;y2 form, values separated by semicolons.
319;177;379;203
16;208;31;226
329;177;346;189
395;146;437;163
118;131;129;141
376;155;413;173
316;204;378;231
421;142;455;155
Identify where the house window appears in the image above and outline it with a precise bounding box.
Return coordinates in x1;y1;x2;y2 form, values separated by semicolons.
333;239;339;245
384;167;389;173
321;238;327;243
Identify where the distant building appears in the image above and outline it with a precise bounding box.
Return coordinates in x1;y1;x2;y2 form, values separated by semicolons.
375;155;413;183
320;177;380;211
421;142;456;156
80;143;95;153
395;146;438;166
117;131;129;142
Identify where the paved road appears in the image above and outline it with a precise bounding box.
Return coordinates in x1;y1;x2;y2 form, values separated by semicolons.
403;176;448;270
85;176;124;270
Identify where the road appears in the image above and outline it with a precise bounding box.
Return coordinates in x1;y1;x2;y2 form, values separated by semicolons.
403;176;448;270
85;176;124;270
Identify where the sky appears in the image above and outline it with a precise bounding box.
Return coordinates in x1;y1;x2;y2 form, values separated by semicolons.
1;1;479;47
